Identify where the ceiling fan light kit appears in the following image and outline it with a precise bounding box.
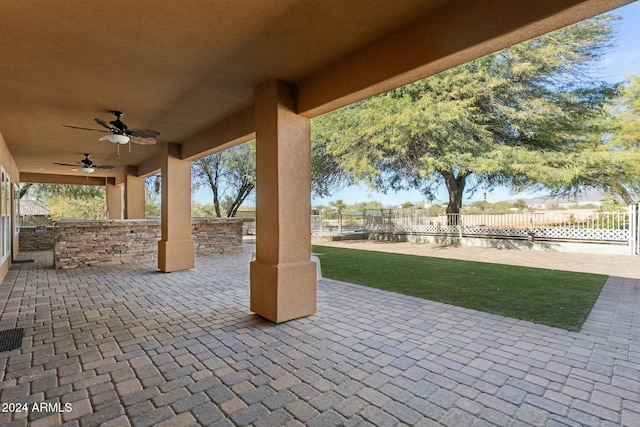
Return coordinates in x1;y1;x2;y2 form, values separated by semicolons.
81;166;95;173
100;134;130;145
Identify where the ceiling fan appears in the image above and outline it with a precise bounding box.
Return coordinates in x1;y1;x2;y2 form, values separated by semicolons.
64;110;160;156
54;153;114;174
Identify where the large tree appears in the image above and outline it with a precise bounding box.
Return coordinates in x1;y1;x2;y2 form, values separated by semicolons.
615;75;640;148
311;135;351;198
22;184;106;221
192;136;347;216
600;75;640;204
313;15;637;214
22;184;104;200
192;141;256;217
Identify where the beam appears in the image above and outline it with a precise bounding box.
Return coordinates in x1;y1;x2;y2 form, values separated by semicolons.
181;107;255;161
135;157;162;178
297;0;633;117
20;172;106;186
121;108;255;187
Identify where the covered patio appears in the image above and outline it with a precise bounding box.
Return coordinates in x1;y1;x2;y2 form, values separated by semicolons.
0;246;638;426
0;0;632;322
1;1;638;425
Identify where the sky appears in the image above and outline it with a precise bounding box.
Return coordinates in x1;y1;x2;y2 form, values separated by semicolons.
194;1;640;208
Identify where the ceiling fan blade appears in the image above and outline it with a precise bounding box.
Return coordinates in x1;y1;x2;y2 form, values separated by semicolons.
53;162;78;167
63;125;108;133
94;164;115;169
129;136;157;145
95;118;120;132
129;128;160;138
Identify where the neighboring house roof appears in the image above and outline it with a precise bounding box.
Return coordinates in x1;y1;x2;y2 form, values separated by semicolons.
19;199;50;216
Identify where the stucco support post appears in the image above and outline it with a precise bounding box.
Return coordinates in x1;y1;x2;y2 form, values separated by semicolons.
250;79;316;323
105;180;123;220
124;166;146;219
158;143;195;272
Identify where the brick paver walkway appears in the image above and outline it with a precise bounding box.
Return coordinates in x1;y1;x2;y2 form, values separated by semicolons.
0;245;638;426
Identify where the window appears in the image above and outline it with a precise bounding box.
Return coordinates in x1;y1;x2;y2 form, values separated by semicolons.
14;184;19;237
1;168;11;262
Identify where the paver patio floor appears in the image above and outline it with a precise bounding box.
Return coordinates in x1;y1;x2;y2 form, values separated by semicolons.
0;245;638;426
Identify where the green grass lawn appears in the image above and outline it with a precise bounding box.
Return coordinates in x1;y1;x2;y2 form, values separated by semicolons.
312;245;607;331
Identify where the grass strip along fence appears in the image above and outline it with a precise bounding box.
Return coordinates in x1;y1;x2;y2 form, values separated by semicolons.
312;245;607;332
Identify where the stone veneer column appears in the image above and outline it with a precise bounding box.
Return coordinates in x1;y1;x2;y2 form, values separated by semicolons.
124;166;146;219
158;143;195;272
250;79;316;323
105;181;123;220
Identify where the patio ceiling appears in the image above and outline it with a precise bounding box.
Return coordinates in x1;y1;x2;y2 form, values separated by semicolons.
0;0;632;183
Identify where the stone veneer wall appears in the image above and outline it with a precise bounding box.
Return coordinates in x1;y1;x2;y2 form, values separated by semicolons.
192;218;244;256
19;226;54;251
53;218;245;269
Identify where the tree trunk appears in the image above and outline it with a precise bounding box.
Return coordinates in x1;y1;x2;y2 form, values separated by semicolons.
212;187;221;217
226;182;255;217
441;171;467;225
611;183;636;205
206;171;222;217
19;183;33;199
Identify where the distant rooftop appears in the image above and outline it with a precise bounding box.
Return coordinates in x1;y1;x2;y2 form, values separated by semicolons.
19;199;50;216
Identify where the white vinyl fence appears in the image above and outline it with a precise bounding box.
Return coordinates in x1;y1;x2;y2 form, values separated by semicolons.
312;206;640;254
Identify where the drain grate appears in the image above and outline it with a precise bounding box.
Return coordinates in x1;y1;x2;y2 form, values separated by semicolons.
0;328;24;352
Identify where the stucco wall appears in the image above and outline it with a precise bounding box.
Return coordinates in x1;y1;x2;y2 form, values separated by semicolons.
0;131;20;283
53;218;244;269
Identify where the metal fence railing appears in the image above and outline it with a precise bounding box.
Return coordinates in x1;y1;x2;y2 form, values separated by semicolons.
312;208;637;249
20;216;53;227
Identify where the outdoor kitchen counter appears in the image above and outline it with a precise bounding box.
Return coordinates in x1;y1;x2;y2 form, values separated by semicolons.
53;218;245;269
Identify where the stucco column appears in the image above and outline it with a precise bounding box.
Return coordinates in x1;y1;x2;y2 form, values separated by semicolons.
124;166;146;219
250;79;316;323
105;180;123;220
158;143;195;272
